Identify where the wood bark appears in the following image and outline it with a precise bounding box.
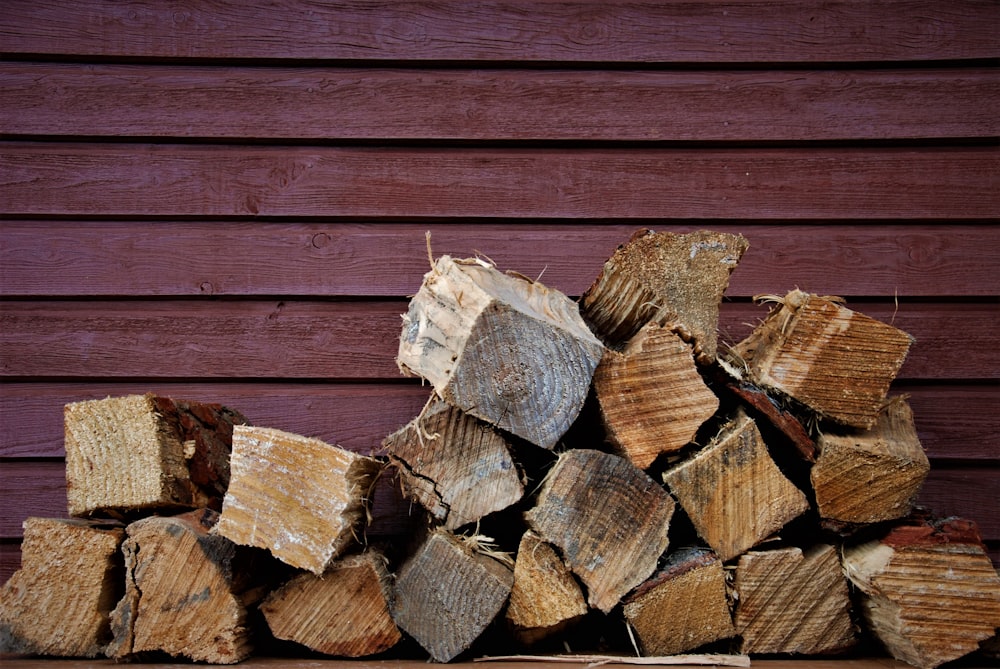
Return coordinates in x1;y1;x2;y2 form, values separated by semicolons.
214;425;381;575
64;393;247;516
662;409;809;561
397;254;604;449
733;544;857;655
0;517;124;657
841;516;1000;669
259;550;401;657
622;547;735;655
383;398;524;530
525;449;675;613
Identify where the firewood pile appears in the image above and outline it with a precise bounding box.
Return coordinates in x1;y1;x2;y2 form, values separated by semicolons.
2;229;999;668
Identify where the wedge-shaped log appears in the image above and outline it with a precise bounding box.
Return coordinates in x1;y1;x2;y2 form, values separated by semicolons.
108;509;266;664
730;290;913;429
525;449;675;613
215;425;381;574
391;529;514;662
733;544;857;654
384;398;524;530
506;530;588;646
662;409;809;561
812;396;929;524
622;548;735;656
0;518;124;657
580;228;748;361
594;323;719;469
842;516;1000;669
64;393;248;516
260;550;401;657
397;255;604;449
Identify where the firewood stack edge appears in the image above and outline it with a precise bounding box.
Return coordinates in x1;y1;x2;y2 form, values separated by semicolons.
2;229;998;667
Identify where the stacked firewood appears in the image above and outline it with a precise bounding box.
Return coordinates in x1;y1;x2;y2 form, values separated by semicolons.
2;230;998;668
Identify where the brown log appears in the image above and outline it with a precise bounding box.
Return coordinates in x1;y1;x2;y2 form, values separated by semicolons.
396;254;604;449
383;398;524;530
214;425;381;575
729;289;913;429
812;396;930;524
842;516;1000;669
622;547;735;656
662;409;809;561
259;550;401;657
733;544;857;655
525;449;675;613
390;529;514;662
63;393;248;516
506;530;588;646
580;228;748;362
593;323;719;469
0;517;124;657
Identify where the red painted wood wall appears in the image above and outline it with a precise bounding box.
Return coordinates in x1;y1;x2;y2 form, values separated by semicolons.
1;1;998;582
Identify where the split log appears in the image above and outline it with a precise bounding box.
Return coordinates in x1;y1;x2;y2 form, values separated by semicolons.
107;508;269;664
593;323;719;469
391;529;514;663
260;550;401;657
0;517;124;657
622;547;735;656
214;425;381;574
729;290;913;429
812;396;929;524
525;449;675;613
383;398;524;530
579;228;748;362
842;516;1000;669
396;254;604;449
64;393;248;516
662;409;809;561
733;544;857;655
506;530;588;646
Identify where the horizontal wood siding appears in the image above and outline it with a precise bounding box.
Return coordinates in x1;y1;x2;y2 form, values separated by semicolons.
1;1;998;584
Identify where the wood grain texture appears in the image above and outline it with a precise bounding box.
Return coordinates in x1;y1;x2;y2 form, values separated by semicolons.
3;64;997;141
2;1;996;62
3;144;998;219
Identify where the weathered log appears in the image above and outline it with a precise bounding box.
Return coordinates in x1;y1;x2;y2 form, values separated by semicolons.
390;529;514;662
622;547;735;656
842;516;1000;669
260;550;401;657
383;398;524;530
662;409;809;561
397;254;604;449
729;290;913;429
64;393;248;516
812;396;929;524
214;425;381;574
580;228;748;362
593;323;719;469
525;449;674;613
0;517;124;657
733;544;857;655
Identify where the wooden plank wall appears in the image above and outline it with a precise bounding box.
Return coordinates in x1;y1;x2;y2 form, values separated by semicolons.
1;1;998;583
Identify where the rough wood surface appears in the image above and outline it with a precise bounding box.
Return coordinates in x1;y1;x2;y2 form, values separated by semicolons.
397;255;603;449
662;409;809;561
622;548;735;656
593;324;719;469
214;426;381;575
63;393;247;516
733;544;857;655
259;550;400;658
0;518;124;657
525;449;675;613
390;530;514;663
